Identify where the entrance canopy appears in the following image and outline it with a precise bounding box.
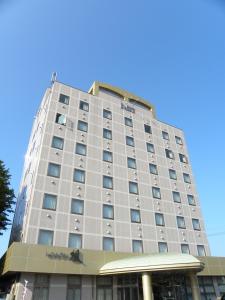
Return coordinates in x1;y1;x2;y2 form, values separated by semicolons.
100;253;204;275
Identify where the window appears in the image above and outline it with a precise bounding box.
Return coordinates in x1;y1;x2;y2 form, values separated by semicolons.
103;237;114;251
162;131;169;140
103;176;113;189
130;209;141;223
146;142;155;153
68;233;82;248
187;194;196;206
103;109;112;120
155;213;165;226
73;169;85;183
67;276;81;300
59;93;69;105
177;216;186;229
47;163;61;178
55;113;66;125
79;100;89;111
172;191;181;203
181;244;190;254
75;143;87;156
124;117;133;127
96;277;113;300
127;157;136;169
175;136;183;145
158;242;168;253
77;120;88;132
165;149;175;159
152;187;161;199
197;245;206;256
149;163;158;175
132;240;143;253
144;124;152;134
43;194;57;210
192;218;201;231
103;204;114;219
33;274;49;300
38;229;53;245
129;182;138;194
103;128;112;140
126;136;134;147
183;173;191;183
169;169;177;180
52;136;64;150
103;150;113;163
179;153;188;164
71;199;84;215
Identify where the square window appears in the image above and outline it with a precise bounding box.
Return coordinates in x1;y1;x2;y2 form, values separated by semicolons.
126;136;135;147
73;169;85;183
79;101;89;112
103;237;114;251
172;191;181;203
158;242;168;253
152;187;161;199
169;169;177;180
103;204;114;219
127;157;136;169
146;142;155;153
130;209;141;223
103;128;112;140
71;199;84;215
77;120;88;132
59;93;69;105
125;117;133;127
179;153;188;164
75;143;87;156
52;136;64;150
103;150;113;163
197;245;206;256
129;182;138;194
144;124;152;134
187;194;196;206
162;131;169;140
175;136;183;145
192;218;201;231
132;240;143;253
47;163;61;178
55;113;66;125
177;216;186;229
165;149;175;159
183;173;191;183
103;109;112;120
43;194;57;210
181;244;190;254
103;176;113;189
68;233;82;249
38;229;53;245
155;213;165;226
149;163;158;175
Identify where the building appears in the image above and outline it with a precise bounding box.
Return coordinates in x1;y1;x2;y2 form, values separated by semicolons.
1;80;225;300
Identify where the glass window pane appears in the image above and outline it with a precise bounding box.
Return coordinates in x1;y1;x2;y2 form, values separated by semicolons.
79;101;89;111
127;157;136;169
73;169;85;183
77;120;88;132
76;143;87;156
152;187;161;199
162;131;169;140
173;191;181;203
183;173;191;183
103;128;112;139
47;163;61;178
132;240;143;253
192;219;201;230
179;153;188;164
155;213;165;226
181;244;190;254
144;124;152;134
71;199;84;215
131;209;141;223
103;205;114;219
55;113;66;125
165;149;174;159
103;237;114;251
103;176;113;189
158;242;168;253
197;245;206;256
149;163;158;175
59;93;70;105
103;151;113;163
126;136;134;147
125;117;133;127
52;136;64;150
129;182;138;194
177;216;186;228
43;194;57;210
38;230;53;245
146;142;155;153
69;233;82;248
169;169;177;180
103;109;112;120
175;136;183;145
187;194;196;205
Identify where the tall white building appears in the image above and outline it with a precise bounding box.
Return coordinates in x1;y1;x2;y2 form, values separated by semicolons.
1;80;225;300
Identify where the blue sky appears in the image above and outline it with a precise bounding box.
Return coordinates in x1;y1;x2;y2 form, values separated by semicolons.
0;0;225;257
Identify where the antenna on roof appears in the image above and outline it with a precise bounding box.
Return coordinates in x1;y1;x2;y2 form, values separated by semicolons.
51;72;57;85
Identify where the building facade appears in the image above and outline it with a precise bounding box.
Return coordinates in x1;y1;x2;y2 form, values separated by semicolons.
1;81;225;300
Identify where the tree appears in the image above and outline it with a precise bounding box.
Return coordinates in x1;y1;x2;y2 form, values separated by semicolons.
0;160;15;235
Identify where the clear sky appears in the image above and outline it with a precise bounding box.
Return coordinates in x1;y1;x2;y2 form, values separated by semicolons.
0;0;225;257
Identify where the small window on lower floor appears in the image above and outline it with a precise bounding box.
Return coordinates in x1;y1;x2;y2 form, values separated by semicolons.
179;153;188;164
183;173;191;183
71;199;84;215
181;244;190;254
127;157;136;169
169;169;177;180
47;163;61;178
38;229;54;246
52;136;64;150
173;191;181;203
149;163;158;175
103;176;113;189
158;242;168;253
176;216;186;229
33;274;49;300
67;276;81;300
152;187;161;199
129;182;138;194
192;218;201;231
43;193;57;210
55;113;66;125
132;240;143;253
103;150;113;163
75;143;87;156
146;142;155;153
103;204;114;219
187;194;196;206
155;213;165;226
73;169;85;183
197;245;206;256
130;209;141;223
68;233;82;249
103;237;114;251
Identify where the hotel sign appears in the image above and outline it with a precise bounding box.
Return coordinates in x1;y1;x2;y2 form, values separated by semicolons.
121;102;135;113
46;249;82;263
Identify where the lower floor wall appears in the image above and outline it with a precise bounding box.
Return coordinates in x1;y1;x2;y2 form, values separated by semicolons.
2;273;225;300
